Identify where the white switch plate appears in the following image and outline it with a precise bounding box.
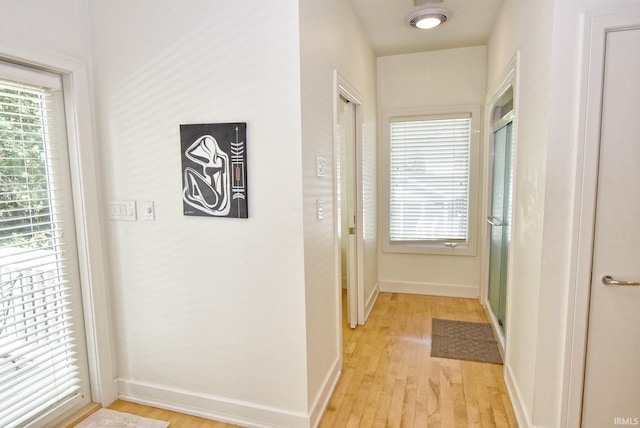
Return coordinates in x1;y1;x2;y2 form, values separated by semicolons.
316;156;325;177
142;201;155;221
109;200;137;221
316;199;324;220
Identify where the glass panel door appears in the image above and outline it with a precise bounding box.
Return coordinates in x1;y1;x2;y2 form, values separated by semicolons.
0;70;90;427
488;121;512;332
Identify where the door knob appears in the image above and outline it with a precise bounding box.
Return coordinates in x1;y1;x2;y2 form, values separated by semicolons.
601;275;640;286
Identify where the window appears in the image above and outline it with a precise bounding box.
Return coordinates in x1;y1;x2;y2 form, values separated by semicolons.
383;106;480;255
0;64;90;427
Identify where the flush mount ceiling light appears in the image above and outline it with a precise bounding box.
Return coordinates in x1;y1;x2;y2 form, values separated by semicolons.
414;0;443;5
406;8;451;30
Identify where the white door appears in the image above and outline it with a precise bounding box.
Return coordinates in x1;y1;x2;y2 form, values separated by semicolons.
582;27;640;426
0;65;91;426
338;96;358;329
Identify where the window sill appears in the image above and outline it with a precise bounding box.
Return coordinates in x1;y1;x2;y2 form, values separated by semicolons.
382;241;477;256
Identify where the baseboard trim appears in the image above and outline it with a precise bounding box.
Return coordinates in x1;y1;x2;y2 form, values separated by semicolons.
504;362;532;428
379;280;479;298
484;303;506;358
116;379;309;428
308;357;341;428
364;283;379;322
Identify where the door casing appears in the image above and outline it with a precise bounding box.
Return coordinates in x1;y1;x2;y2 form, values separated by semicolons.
332;71;366;338
482;53;520;356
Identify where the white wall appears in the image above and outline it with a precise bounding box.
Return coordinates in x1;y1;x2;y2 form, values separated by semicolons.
0;0;92;61
88;1;312;425
377;46;487;298
298;0;378;420
486;0;553;425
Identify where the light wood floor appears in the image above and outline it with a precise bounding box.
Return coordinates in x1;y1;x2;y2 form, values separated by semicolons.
320;292;517;427
78;292;517;427
106;400;239;427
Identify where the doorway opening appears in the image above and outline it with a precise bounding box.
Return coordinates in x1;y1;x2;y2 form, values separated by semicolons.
483;54;519;353
333;72;364;332
338;95;357;328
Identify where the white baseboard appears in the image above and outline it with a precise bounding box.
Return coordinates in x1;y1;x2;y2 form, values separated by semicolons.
378;280;479;298
364;283;379;322
504;362;532;428
483;303;506;358
116;378;310;428
308;357;341;428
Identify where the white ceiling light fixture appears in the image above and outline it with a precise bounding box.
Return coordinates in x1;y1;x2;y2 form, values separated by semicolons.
406;8;451;30
414;0;443;5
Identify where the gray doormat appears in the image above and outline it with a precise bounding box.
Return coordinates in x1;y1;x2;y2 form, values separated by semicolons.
431;318;503;365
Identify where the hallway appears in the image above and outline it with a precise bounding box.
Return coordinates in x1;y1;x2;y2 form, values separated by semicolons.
320;292;517;427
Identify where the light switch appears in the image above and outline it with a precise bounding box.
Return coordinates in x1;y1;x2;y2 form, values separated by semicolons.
108;200;137;221
316;199;324;220
142;201;155;221
316;156;326;177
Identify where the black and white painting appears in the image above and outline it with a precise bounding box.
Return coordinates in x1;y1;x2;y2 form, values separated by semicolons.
180;123;247;218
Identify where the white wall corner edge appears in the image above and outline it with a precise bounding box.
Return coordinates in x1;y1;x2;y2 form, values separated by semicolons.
115;378;310;428
308;356;341;428
378;280;479;298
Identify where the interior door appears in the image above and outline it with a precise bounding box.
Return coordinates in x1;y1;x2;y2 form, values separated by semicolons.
338;96;358;329
582;27;640;426
487;120;512;332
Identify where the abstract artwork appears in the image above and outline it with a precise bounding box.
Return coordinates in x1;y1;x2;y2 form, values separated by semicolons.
180;123;247;218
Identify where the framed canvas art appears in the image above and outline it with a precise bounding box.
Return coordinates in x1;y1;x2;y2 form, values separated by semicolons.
180;123;247;218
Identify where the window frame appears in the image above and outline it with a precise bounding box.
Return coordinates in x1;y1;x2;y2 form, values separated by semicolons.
382;105;481;256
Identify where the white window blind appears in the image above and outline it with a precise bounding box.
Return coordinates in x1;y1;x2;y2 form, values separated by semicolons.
389;114;471;243
0;76;82;427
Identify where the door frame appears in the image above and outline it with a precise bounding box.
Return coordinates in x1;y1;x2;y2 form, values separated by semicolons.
481;53;520;355
0;42;116;408
332;70;365;332
563;8;640;427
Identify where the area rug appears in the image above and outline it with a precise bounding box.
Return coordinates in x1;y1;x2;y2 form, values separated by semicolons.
75;409;170;428
431;318;503;364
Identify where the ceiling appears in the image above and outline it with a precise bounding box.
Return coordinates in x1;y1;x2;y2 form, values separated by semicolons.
348;0;503;56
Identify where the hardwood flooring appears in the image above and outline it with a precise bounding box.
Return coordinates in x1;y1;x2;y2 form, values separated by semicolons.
320;292;517;427
77;292;517;427
106;400;239;427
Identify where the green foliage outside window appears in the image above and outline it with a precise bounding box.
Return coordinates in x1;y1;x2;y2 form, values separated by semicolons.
0;86;53;249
